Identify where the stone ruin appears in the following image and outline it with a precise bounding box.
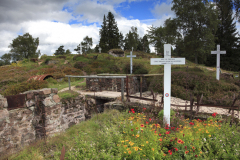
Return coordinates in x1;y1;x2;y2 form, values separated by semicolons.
108;49;124;57
0;88;96;157
86;76;148;94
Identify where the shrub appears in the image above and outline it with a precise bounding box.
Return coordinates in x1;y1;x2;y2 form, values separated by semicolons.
74;62;87;70
73;55;82;61
57;55;66;59
40;54;48;60
3;80;48;96
45;77;58;84
44;58;52;65
123;62;148;74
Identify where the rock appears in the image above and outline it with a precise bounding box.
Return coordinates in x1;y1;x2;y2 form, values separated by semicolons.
40;88;52;95
0;97;8;109
0;109;9;119
52;95;60;103
43;97;55;106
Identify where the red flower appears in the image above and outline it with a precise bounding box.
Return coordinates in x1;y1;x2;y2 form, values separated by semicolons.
195;155;198;157
185;146;187;149
149;118;152;121
132;111;135;113
170;139;173;142
154;130;157;133
189;122;194;125
171;127;175;130
175;138;178;141
141;124;144;127
175;148;178;151
183;134;185;137
159;134;161;136
146;121;149;124
131;129;133;131
212;112;217;117
166;131;170;134
168;150;172;155
143;107;146;110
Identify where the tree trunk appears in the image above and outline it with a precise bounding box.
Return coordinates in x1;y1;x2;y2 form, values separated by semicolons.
195;54;198;64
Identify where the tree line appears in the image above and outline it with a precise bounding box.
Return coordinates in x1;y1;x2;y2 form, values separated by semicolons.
1;0;240;71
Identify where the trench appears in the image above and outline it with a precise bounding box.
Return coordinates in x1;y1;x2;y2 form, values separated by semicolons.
95;98;111;113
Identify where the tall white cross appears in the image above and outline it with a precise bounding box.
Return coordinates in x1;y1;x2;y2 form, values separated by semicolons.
150;44;185;126
127;51;136;74
80;47;82;55
155;48;158;55
99;47;102;53
211;45;226;80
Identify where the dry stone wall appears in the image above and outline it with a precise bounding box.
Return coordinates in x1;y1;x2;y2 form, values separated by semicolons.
86;76;148;94
0;88;95;158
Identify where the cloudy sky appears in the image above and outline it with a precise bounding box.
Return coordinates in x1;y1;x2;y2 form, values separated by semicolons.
0;0;176;58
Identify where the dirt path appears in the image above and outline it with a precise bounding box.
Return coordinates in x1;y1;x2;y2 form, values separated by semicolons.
58;78;86;93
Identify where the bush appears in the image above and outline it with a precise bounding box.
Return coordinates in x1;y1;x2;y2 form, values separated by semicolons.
73;55;82;61
57;55;66;59
74;62;87;70
3;80;48;96
44;58;52;65
123;62;148;74
40;54;48;60
45;77;58;84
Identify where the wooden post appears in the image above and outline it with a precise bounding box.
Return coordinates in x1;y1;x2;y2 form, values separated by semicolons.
140;76;142;98
68;77;71;90
121;78;124;101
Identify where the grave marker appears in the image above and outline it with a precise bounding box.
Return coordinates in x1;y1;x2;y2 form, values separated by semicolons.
211;45;226;80
99;47;102;53
127;51;136;74
150;44;185;126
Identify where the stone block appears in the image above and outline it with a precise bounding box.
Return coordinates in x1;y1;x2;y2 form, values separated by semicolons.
52;88;58;94
0;97;8;109
26;100;35;107
40;88;52;95
0;109;9;119
26;92;34;100
52;95;60;103
43;97;55;106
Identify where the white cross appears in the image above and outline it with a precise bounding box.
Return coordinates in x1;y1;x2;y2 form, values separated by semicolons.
99;47;102;53
150;44;185;126
127;51;136;74
211;45;226;80
80;47;82;55
132;47;133;52
155;48;157;55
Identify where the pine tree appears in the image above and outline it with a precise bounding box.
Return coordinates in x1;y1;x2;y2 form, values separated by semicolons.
106;12;120;50
206;0;240;71
99;15;108;53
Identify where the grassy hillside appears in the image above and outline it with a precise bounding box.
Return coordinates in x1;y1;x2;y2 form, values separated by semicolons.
0;51;240;107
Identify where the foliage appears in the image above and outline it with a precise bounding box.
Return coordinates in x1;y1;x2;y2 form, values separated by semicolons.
44;58;52;65
8;33;41;61
206;0;240;71
54;45;65;55
58;90;79;100
172;0;219;64
57;55;66;59
123;62;148;74
124;26;139;51
147;18;180;54
0;53;11;65
74;61;87;70
3;80;48;96
99;12;120;52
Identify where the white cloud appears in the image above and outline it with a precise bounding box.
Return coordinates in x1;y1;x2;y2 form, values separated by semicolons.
1;20;100;57
151;1;175;20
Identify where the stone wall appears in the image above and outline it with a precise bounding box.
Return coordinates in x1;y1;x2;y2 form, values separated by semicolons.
0;88;95;158
86;76;148;94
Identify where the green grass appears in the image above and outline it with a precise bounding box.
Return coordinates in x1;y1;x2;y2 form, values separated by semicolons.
58;90;79;99
47;78;85;91
5;107;240;160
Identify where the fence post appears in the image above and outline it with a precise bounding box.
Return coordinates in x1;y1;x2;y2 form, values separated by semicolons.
121;78;124;101
60;146;65;160
140;76;142;98
68;77;71;90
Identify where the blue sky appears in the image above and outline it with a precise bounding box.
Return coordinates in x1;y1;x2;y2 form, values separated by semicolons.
0;0;238;58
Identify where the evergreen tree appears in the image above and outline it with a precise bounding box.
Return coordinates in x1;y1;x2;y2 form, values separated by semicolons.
119;32;124;50
142;35;151;53
124;26;139;51
99;15;108;53
81;36;93;54
206;0;240;71
106;12;120;50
